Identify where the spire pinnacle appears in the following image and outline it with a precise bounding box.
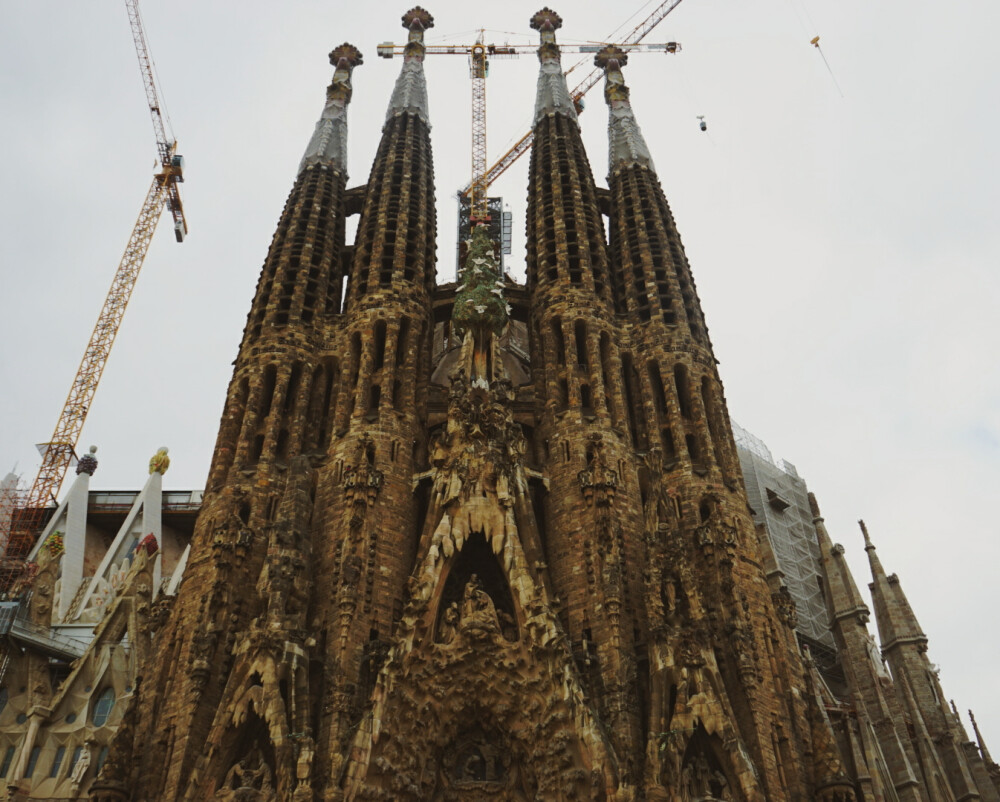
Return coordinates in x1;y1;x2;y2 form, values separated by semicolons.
970;709;996;765
812;495;871;627
531;8;577;124
597;44;655;174
386;6;433;125
298;43;363;175
863;521;927;653
860;519;874;549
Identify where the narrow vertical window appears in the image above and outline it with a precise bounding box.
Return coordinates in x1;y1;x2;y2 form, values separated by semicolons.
49;745;66;778
599;332;617;422
366;385;381;419
574;320;588;367
259;364;278;419
0;746;15;778
350;333;362;385
551;318;566;365
283;362;303;414
93;687;116;727
648;361;668;419
621;353;647;449
674;364;692;419
373;320;387;369
396;317;411;367
25;746;41;778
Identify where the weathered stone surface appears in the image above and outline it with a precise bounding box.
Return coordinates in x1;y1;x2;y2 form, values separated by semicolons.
68;9;994;802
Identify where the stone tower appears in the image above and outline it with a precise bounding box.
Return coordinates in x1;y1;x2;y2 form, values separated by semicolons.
86;8;987;802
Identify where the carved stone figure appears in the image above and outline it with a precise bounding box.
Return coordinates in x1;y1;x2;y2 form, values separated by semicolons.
459;574;500;635
70;742;92;787
148;446;170;475
220;746;274;800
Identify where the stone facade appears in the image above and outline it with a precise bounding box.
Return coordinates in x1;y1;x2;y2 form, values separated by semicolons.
9;6;981;802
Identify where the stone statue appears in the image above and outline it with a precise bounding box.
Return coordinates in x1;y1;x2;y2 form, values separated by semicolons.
438;602;460;644
70;742;91;787
149;446;170;475
460;574;499;633
222;746;274;794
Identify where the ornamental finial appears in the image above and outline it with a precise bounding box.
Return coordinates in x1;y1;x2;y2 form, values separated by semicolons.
76;445;98;476
530;8;563;32
402;7;435;31
149;447;170;476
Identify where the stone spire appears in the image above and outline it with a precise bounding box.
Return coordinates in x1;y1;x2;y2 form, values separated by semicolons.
385;7;432;125
298;43;363;174
812;497;926;802
347;6;436;306
970;710;1000;799
864;521;987;801
531;8;578;123
596;46;655;173
863;520;927;653
971;710;996;766
812;495;872;631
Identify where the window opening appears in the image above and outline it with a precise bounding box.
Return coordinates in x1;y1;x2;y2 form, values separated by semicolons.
93;687;116;727
49;745;66;778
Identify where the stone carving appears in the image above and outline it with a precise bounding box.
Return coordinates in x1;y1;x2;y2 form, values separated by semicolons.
219;746;274;800
76;444;99;475
70;740;92;788
459;574;499;636
681;752;731;800
578;435;618;511
772;586;798;630
148;446;170;475
443;733;511;790
343;434;383;529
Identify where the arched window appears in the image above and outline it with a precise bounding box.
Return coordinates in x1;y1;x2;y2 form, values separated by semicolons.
93;688;116;727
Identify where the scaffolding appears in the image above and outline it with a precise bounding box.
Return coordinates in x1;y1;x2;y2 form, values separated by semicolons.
734;422;836;650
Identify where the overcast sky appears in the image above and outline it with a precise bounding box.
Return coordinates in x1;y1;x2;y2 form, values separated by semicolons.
1;0;997;745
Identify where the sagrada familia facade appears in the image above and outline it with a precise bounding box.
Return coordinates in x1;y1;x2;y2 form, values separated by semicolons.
51;6;995;801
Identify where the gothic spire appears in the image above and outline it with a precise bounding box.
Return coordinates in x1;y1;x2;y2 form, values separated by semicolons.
298;43;363;175
971;709;997;767
863;520;927;653
811;494;871;629
347;6;436;305
596;46;655;173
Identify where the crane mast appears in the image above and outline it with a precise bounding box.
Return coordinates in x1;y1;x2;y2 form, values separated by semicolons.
378;0;684;228
470;34;490;224
465;0;686;194
0;0;186;592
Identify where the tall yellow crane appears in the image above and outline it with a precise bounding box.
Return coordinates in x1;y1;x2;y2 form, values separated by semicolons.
379;3;683;226
0;0;186;593
462;0;686;199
